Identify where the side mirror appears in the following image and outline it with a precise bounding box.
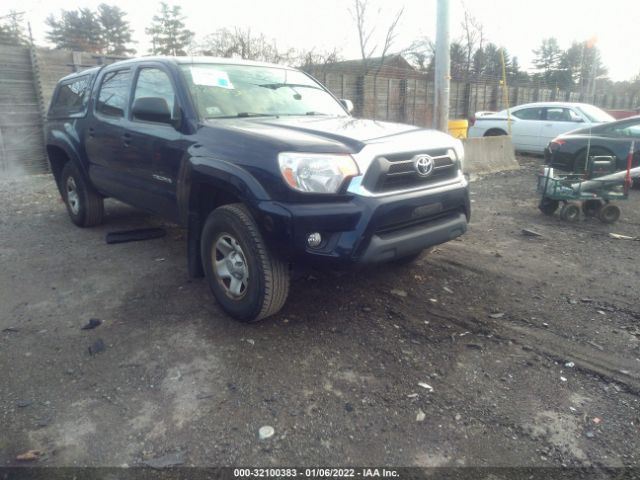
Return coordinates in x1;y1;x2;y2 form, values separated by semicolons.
573;117;584;123
340;99;354;113
132;97;172;125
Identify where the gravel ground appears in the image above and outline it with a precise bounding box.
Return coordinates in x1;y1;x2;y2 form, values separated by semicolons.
0;156;639;470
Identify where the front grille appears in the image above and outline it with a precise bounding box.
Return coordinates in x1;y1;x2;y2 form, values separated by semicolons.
363;150;459;193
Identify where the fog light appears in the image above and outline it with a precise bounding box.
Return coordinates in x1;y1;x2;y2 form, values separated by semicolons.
307;232;322;248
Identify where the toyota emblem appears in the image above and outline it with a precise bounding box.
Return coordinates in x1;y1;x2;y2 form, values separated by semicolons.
414;155;434;177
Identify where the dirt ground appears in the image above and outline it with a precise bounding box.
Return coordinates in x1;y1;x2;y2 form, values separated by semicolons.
1;156;639;470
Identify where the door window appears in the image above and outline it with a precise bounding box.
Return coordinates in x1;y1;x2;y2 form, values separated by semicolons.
512;107;543;120
545;107;575;122
96;69;131;118
607;120;640;137
132;68;176;121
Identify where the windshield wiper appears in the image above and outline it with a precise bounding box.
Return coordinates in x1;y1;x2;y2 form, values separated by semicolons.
256;83;322;91
205;112;277;119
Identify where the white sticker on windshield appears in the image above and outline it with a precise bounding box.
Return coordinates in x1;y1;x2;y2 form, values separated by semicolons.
190;67;234;89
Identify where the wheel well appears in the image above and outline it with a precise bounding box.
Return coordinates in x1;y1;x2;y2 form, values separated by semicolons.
46;145;70;191
573;146;616;172
575;145;615;159
484;128;507;137
190;182;242;219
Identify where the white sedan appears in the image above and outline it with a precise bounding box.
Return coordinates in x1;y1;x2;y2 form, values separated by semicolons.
467;102;615;153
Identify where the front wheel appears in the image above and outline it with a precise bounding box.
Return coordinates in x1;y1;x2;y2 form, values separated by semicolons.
559;203;580;222
200;204;290;322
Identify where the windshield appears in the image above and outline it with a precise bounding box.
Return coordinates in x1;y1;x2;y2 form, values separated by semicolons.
180;64;347;119
576;104;614;123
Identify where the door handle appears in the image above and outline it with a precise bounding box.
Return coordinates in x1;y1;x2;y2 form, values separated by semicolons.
122;132;132;147
88;127;95;137
545;123;553;127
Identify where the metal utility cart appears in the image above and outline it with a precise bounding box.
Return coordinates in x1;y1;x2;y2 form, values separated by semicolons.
537;155;630;224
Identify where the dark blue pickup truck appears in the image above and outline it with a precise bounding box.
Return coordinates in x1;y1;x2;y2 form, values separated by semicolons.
46;56;470;322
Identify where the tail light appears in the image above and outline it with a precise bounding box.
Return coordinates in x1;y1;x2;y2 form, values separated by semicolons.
549;138;566;150
468;115;476;127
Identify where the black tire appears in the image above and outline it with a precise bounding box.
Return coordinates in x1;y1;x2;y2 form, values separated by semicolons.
559;203;580;222
582;199;603;217
484;129;507;137
597;204;620;224
60;162;104;227
200;203;290;322
538;198;559;216
572;147;613;173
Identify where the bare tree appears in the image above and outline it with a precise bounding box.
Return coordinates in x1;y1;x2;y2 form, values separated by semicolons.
403;37;434;72
350;0;404;71
196;27;295;64
461;6;484;77
295;47;341;69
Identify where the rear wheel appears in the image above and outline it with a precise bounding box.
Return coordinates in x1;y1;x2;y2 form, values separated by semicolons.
572;147;613;173
559;203;580;222
597;204;620;224
582;199;603;217
60;162;104;227
201;204;290;322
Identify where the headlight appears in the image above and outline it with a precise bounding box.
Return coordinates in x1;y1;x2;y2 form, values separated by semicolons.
451;139;465;171
278;152;359;193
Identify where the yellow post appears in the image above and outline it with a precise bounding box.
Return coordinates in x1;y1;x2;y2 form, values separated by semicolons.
500;47;511;135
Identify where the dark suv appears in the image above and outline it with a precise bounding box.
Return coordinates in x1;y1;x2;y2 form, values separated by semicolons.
45;57;470;322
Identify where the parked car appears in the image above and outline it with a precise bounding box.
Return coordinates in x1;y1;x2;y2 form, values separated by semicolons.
468;102;615;153
544;115;640;180
45;56;470;322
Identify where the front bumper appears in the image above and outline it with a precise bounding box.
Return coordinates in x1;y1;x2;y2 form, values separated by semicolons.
256;175;470;266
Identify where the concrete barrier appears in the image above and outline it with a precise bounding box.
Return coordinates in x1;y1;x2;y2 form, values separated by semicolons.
462;136;519;175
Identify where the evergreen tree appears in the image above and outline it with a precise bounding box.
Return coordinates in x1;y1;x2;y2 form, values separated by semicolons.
46;8;104;53
45;5;135;55
146;2;194;56
532;37;562;83
97;4;135;55
450;41;466;79
0;11;29;45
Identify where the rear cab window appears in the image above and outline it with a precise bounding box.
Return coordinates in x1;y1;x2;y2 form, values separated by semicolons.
49;75;92;118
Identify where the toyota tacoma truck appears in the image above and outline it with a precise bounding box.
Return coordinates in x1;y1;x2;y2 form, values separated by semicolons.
45;57;470;322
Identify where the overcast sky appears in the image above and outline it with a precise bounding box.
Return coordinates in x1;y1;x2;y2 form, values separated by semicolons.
3;0;638;81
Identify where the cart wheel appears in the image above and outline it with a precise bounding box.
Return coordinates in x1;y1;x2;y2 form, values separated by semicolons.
538;198;559;216
582;199;603;217
559;203;581;222
597;204;620;224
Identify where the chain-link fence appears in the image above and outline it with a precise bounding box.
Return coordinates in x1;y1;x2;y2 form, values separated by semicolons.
304;61;640;127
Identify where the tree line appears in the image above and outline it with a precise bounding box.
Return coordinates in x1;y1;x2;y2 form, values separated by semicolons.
0;1;638;98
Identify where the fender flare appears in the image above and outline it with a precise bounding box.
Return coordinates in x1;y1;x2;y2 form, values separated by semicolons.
178;154;271;224
46;131;90;180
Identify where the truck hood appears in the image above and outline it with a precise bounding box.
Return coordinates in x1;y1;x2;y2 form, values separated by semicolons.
203;115;456;153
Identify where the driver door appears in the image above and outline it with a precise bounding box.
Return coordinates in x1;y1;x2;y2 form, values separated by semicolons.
122;65;184;221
